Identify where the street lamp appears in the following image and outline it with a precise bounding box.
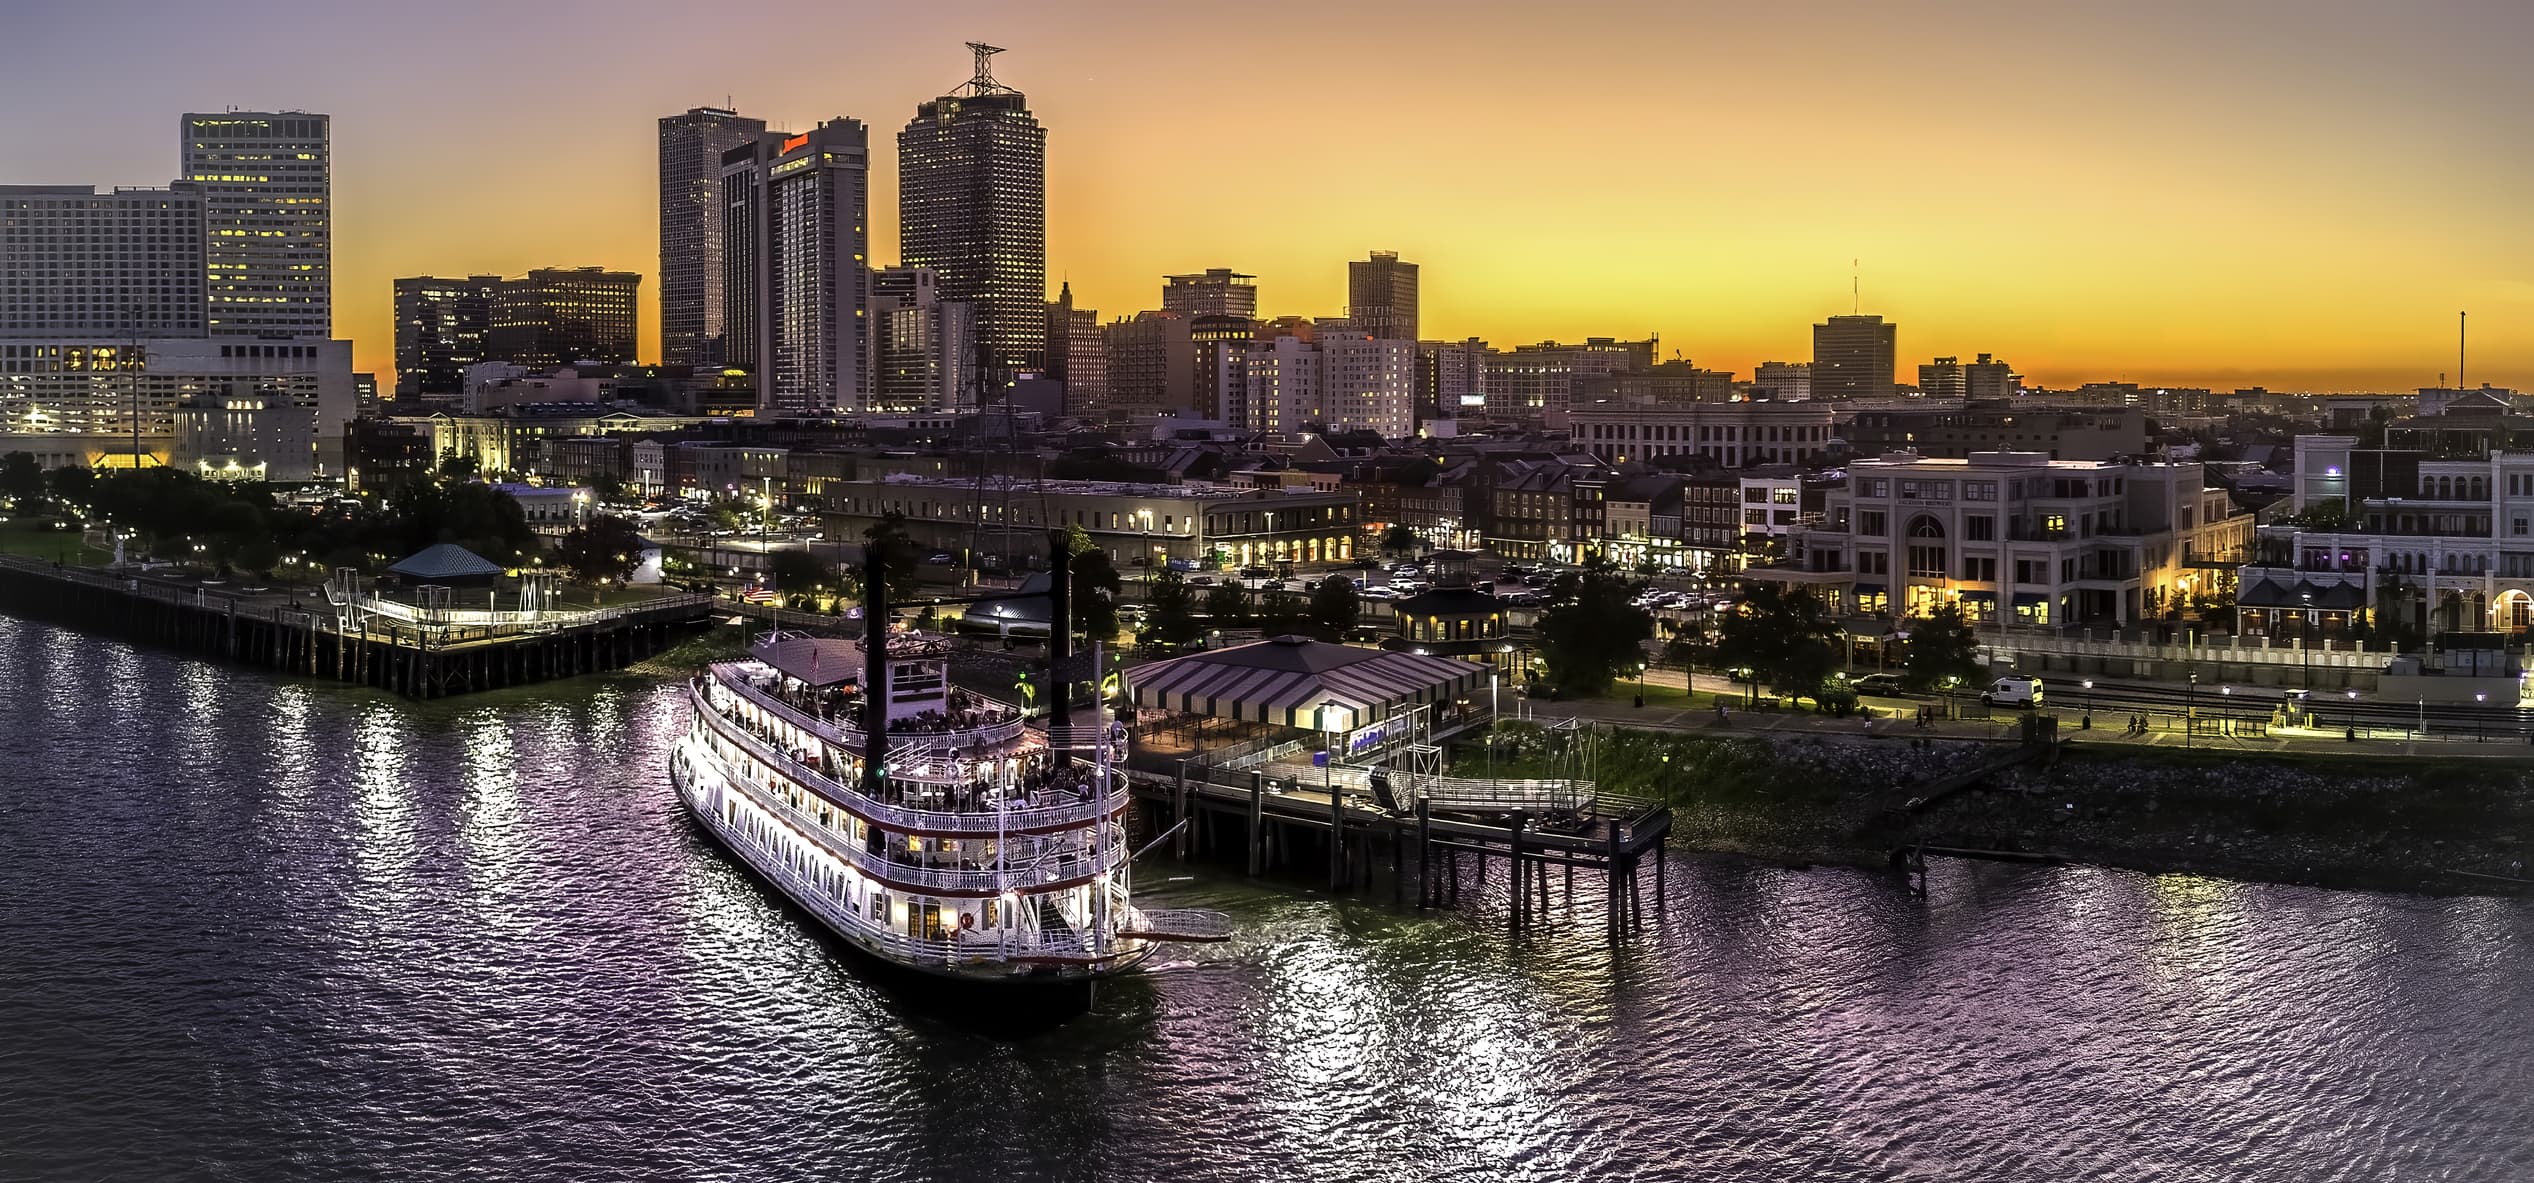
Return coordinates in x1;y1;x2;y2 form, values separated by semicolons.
2220;684;2232;736
2081;678;2094;729
2476;691;2487;742
2300;590;2314;690
2185;672;2198;749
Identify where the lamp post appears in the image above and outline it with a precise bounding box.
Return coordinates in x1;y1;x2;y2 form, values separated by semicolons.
2185;672;2198;749
2476;691;2487;742
2300;590;2314;691
2082;678;2094;729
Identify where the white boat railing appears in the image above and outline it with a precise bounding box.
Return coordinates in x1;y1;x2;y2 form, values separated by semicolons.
707;785;1114;970
696;742;1118;893
692;681;1124;835
716;664;1030;755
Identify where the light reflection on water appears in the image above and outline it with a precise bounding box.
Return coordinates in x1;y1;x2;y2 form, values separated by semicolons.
0;617;2528;1182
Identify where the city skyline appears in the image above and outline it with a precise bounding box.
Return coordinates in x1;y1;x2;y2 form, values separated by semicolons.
10;0;2532;392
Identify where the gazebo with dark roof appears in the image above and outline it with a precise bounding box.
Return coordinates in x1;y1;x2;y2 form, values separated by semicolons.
387;543;506;588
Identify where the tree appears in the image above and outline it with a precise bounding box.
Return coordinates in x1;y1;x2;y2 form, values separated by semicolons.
1141;569;1202;650
553;513;646;586
769;548;838;609
1060;524;1123;643
1255;589;1310;635
436;452;481;481
1380;523;1420;559
1900;603;1986;692
1308;575;1361;641
1536;560;1655;695
861;510;921;601
1203;581;1248;621
1713;583;1844;702
0;454;45;510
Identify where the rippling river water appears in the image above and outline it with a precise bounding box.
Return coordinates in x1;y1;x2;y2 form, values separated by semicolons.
2;617;2530;1182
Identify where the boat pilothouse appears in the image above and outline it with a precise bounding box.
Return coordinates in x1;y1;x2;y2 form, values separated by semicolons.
672;621;1222;989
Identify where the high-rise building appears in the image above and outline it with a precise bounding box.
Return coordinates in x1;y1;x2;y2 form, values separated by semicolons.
1481;337;1653;421
0;185;206;338
1104;310;1193;422
1752;360;1811;402
1162;269;1258;319
723;119;872;413
658;106;767;371
872;267;975;414
1347;250;1419;341
181;112;330;337
1045;282;1107;415
1315;332;1415;439
1918;356;1967;399
1811;314;1895;400
898;44;1047;379
1189;314;1256;425
392;275;499;396
1963;352;2018;400
1243;332;1319;436
489;267;641;371
1416;337;1489;422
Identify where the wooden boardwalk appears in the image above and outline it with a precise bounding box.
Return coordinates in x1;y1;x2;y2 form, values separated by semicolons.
0;557;714;698
1119;755;1672;940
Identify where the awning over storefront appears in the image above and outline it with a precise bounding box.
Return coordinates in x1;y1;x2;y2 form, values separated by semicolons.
1124;635;1489;733
1854;582;1885;595
2012;592;2048;608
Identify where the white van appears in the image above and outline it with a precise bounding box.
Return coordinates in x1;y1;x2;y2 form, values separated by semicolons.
1981;675;2044;708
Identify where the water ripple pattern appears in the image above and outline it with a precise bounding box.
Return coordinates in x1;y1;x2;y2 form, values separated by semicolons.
0;619;2528;1182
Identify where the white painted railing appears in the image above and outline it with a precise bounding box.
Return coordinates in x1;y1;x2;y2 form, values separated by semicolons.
692;679;1124;835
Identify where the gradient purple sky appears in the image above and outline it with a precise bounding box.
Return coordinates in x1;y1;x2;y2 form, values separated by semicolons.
8;0;2532;392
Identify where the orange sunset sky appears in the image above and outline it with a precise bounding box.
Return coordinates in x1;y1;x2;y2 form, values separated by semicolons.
8;0;2532;393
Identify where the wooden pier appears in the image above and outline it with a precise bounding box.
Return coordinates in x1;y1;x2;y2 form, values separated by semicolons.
0;557;714;698
1121;761;1672;940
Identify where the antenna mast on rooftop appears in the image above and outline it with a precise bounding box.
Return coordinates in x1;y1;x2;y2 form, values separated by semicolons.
959;42;1013;96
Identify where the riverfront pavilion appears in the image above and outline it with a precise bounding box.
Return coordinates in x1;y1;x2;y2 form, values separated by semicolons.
1126;635;1488;733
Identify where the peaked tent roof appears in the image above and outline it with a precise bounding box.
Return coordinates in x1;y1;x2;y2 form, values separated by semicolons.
1124;635;1488;732
387;543;505;581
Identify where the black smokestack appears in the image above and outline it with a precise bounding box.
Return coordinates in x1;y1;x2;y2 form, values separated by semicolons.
861;546;888;803
1048;530;1072;730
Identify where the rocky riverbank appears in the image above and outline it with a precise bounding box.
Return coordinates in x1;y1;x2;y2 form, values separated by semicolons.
1473;723;2534;895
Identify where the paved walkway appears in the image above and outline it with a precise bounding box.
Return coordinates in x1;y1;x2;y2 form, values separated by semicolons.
1513;669;2534;761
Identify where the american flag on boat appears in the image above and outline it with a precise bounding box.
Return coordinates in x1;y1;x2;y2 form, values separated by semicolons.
740;586;779;605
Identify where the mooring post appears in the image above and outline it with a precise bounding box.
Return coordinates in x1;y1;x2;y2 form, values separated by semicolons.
1606;823;1624;942
1509;810;1529;931
1246;771;1266;876
1415;796;1434;908
1327;770;1346;892
1175;761;1192;860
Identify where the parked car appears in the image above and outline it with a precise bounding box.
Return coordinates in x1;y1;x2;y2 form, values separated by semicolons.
1981;675;2045;707
1850;672;1906;695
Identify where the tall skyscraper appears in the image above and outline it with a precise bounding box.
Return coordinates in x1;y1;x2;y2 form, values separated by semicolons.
182;112;330;337
659;106;766;371
898;44;1047;379
392;275;500;396
0;185;206;338
1045;281;1107;416
1163;269;1258;319
1811;314;1896;400
489;267;641;371
722;119;872;413
1347;250;1419;342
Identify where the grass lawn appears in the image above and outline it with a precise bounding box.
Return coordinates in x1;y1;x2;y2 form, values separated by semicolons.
0;520;109;564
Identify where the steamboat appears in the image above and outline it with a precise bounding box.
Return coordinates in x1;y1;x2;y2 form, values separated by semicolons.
670;548;1223;1003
